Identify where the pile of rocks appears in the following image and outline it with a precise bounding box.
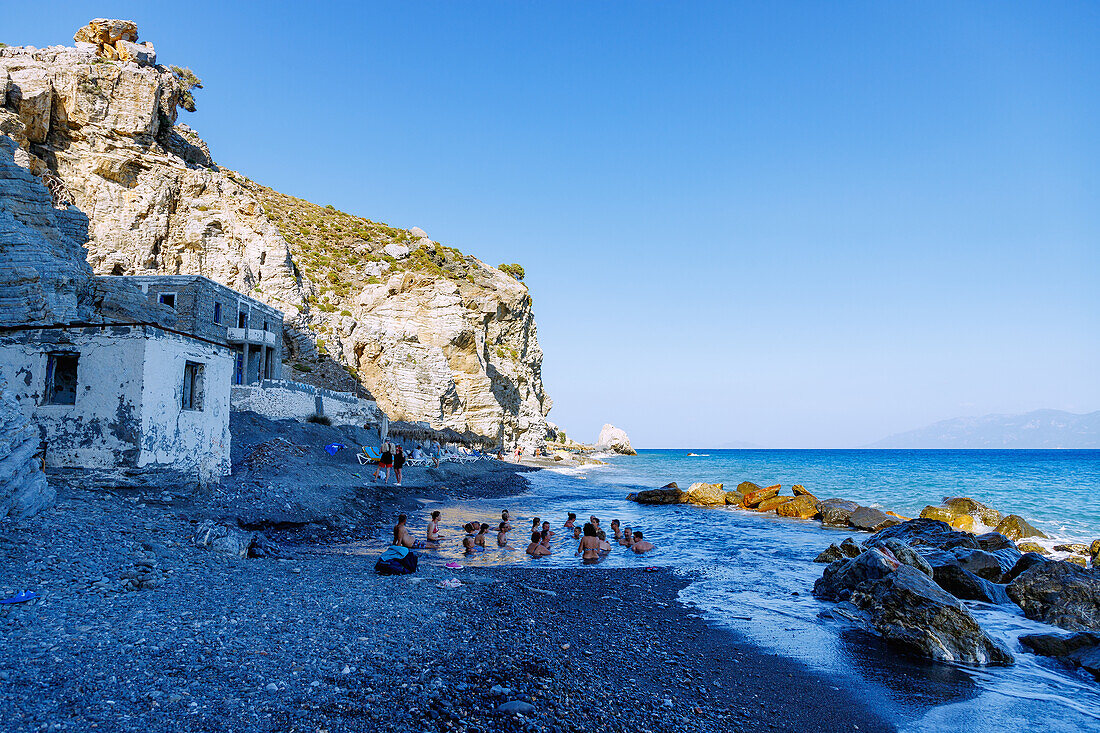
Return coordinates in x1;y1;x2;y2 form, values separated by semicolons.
811;518;1100;674
72;18;156;65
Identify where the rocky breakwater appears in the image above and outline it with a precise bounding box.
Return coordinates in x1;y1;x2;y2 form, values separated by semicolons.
0;21;553;448
813;517;1100;673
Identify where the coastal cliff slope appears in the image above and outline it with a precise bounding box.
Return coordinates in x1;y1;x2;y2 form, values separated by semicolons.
0;23;552;447
867;409;1100;449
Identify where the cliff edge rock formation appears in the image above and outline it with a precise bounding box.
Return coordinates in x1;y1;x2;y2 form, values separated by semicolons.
0;20;552;448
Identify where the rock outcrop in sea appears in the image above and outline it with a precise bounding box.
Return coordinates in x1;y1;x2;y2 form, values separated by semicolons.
0;21;552;447
595;424;636;455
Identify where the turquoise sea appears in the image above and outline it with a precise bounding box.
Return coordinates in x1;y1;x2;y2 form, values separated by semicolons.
417;449;1100;732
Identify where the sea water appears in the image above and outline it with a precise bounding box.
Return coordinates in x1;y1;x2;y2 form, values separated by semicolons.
418;450;1100;732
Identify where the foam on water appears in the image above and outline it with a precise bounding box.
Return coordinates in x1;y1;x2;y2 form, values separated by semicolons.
414;450;1100;731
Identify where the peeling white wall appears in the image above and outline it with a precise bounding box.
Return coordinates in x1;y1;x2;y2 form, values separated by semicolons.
139;330;233;479
0;328;146;468
0;325;232;478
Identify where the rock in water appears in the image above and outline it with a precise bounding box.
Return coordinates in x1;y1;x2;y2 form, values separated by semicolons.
742;485;780;507
1001;553;1049;584
866;518;980;551
994;515;1047;541
756;496;792;513
1018;632;1100;680
630;488;685;505
735;481;761;495
1007;561;1100;631
813;548;899;602
818;498;860;527
684;483;726;506
847;565;1014;666
942;497;1003;525
776;494;820;520
848;507;900;532
595;424;636;455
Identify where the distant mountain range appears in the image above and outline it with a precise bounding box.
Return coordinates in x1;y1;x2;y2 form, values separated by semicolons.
866;409;1100;449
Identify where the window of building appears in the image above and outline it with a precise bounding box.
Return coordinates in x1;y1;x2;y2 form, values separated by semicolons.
159;293;176;308
238;310;248;329
213;302;222;324
44;352;78;405
182;361;205;411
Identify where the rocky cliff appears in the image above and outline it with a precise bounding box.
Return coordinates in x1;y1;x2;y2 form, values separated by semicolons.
0;21;552;447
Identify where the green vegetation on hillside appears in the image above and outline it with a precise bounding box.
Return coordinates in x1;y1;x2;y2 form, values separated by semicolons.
234;177;475;313
498;263;525;281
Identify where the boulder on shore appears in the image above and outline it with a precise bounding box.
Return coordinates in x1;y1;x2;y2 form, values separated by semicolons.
193;521;256;559
842;565;1014;666
866;518;980;552
630;488;684;505
776;494;821;520
818;498;860;527
994;514;1047;541
1018;632;1100;680
1006;561;1100;631
684;482;726;507
932;564;1011;604
943;497;1003;526
735;481;761;495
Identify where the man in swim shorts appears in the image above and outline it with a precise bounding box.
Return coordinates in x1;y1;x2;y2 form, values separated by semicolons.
393;514;424;549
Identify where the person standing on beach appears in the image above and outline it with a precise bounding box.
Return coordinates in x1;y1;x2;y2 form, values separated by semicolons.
393;445;406;486
374;441;394;483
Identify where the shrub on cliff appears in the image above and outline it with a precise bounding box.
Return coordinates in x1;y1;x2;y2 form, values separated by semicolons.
499;263;525;281
170;65;203;112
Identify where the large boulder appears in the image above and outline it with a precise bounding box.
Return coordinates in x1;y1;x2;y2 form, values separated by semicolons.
8;69;53;144
814;537;863;563
684;482;726;507
792;484;814;497
735;481;760;495
630;488;684;505
818;498;860;527
942;497;1003;526
843;565;1014;666
813;547;899;602
192;521;256;559
994;515;1047;541
973;532;1023;576
1002;552;1049;584
951;548;1004;581
1006;561;1100;631
1018;632;1100;680
595;424;636;455
776;494;820;520
742;485;780;507
932;564;1011;604
866;518;980;552
848;506;900;532
756;496;792;512
874;538;933;577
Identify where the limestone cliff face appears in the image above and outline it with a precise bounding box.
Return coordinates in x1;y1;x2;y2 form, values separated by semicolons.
0;26;552;447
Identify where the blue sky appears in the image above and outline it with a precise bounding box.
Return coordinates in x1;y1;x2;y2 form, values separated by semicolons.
10;2;1099;447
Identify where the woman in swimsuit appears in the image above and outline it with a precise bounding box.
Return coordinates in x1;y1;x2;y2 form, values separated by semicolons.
497;522;509;546
596;530;612;552
564;513;577;530
475;523;490;547
500;510;512;532
576;522;601;563
426;510;442;543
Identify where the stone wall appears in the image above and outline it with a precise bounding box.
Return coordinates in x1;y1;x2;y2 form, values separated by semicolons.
230;380;381;427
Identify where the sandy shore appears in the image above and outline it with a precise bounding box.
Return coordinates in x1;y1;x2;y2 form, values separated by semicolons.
0;414;895;732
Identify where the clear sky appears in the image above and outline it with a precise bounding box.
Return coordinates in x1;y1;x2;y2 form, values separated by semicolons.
10;2;1099;447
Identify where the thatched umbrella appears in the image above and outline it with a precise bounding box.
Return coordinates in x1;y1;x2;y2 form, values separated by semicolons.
387;420;431;441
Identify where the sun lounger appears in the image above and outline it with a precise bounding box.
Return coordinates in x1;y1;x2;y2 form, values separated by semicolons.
357;446;381;465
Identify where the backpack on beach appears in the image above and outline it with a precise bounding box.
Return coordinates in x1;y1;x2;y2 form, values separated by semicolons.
374;545;418;575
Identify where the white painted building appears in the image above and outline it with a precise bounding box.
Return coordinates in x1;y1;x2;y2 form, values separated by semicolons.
0;322;234;480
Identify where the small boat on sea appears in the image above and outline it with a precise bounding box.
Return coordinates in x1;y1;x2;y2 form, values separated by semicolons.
687;452;709;457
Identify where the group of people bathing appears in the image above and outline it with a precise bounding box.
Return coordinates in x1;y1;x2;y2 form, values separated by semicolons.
392;510;655;562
